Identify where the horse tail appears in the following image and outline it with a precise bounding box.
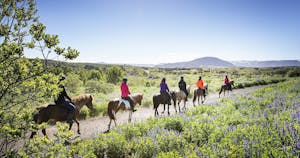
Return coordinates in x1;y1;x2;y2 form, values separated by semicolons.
32;112;39;123
153;95;158;109
192;89;196;102
219;86;223;95
107;101;116;120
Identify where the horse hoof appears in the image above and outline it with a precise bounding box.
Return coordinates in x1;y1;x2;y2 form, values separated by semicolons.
104;130;110;133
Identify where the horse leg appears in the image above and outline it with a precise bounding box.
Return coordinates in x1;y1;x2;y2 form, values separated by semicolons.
108;119;112;131
167;104;170;115
173;103;177;114
162;104;165;114
74;119;80;134
114;120;117;126
128;111;132;123
219;88;222;98
178;100;181;113
42;128;47;138
154;107;158;117
193;94;199;107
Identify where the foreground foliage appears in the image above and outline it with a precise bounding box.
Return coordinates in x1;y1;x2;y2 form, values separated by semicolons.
0;0;79;156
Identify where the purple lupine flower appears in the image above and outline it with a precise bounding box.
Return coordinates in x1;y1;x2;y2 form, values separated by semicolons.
295;141;300;150
282;127;286;136
263;111;268;120
243;140;249;150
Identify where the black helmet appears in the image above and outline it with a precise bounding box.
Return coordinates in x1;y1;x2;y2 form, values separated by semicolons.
180;76;184;79
199;76;202;79
122;78;128;82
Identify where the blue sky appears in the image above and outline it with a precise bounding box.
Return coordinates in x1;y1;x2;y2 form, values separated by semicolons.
28;0;300;64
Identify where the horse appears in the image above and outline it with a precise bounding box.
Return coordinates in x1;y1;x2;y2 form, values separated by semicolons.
171;85;190;113
107;93;143;131
30;94;94;138
153;92;177;116
219;81;234;98
193;83;208;106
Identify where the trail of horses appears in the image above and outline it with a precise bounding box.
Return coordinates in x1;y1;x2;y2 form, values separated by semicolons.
43;85;264;140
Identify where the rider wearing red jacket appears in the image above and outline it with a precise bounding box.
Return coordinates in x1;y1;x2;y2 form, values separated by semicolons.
120;78;136;112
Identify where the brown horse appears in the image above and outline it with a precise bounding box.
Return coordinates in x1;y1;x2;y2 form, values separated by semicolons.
172;85;190;112
30;94;94;138
107;93;143;131
219;81;234;98
153;92;177;116
193;83;208;106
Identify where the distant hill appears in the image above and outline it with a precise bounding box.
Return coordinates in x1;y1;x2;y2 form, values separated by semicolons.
156;57;235;68
231;60;300;67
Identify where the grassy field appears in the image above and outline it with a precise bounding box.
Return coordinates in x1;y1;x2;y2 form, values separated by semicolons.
62;65;297;119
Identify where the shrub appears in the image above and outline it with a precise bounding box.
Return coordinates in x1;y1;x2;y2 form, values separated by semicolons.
287;68;300;77
164;117;184;133
106;66;124;84
85;80;114;94
65;73;83;94
132;138;156;158
89;102;107;117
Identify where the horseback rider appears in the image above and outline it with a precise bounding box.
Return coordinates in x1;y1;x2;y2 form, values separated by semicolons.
196;76;206;97
178;76;188;101
120;78;136;112
55;76;76;124
160;77;171;105
224;75;230;86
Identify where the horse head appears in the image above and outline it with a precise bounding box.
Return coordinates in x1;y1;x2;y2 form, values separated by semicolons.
133;93;143;105
230;81;235;87
86;94;94;110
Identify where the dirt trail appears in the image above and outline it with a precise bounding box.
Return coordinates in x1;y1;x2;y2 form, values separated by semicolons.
40;86;262;140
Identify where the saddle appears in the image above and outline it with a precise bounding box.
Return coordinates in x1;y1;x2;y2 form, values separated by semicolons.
117;98;131;110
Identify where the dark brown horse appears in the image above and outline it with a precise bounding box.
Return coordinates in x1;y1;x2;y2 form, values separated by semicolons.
193;83;208;106
107;93;143;131
30;94;94;138
153;92;177;116
219;81;234;97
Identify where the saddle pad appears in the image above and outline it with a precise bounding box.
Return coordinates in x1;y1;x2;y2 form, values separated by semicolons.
118;98;131;109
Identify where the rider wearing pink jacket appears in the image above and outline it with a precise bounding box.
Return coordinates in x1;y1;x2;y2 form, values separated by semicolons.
224;75;230;85
120;78;136;112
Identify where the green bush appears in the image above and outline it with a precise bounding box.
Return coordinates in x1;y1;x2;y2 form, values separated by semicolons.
78;106;89;119
164;117;184;133
132;138;156;158
89;102;107;117
106;66;124;84
85;80;114;94
287;68;300;77
65;73;83;94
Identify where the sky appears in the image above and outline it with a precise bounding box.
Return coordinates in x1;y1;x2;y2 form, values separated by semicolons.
26;0;300;64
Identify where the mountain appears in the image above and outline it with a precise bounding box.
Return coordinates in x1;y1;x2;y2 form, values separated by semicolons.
156;57;235;68
231;60;300;67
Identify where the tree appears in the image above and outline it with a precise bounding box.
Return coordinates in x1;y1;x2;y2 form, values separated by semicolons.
105;65;124;84
0;0;79;156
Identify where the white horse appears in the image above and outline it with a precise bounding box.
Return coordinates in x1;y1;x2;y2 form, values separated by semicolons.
172;85;190;112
